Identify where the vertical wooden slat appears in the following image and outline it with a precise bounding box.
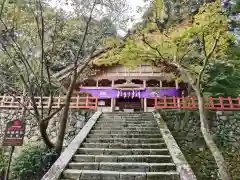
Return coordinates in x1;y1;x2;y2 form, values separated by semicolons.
209;97;214;109
11;96;14;107
191;97;197;109
57;96;61;108
154;97;158;108
76;95;79;107
219;97;224;110
48;96;51;108
228;97;233;108
172;96;176;108
20;96;24;108
1;94;6;107
159;80;162;88
86;95;89;107
95;97;98;109
163;96;167;108
38;97;42;108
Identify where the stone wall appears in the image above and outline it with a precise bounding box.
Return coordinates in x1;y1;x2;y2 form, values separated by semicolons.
0;108;94;152
159;110;240;180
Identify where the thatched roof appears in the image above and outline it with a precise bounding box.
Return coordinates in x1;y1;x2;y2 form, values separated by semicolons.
52;30;181;82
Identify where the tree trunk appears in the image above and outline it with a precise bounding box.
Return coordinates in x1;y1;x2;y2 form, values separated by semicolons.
195;88;232;180
172;62;231;180
39;121;55;149
55;74;77;154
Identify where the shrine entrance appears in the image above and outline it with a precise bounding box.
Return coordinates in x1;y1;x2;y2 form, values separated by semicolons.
114;82;143;112
116;97;142;112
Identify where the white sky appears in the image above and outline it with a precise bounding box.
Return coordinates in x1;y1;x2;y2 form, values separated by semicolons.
49;0;146;28
127;0;146;23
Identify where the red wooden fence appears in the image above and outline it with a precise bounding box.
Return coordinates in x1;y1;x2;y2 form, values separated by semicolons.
0;95;98;109
154;96;240;111
1;95;240;111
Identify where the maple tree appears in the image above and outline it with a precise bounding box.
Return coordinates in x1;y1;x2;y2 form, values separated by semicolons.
97;1;235;179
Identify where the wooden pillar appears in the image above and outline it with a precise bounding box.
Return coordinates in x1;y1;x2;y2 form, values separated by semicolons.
112;80;114;87
175;79;181;108
96;79;99;87
175;79;179;89
111;98;114;112
143;80;147;112
111;79;115;112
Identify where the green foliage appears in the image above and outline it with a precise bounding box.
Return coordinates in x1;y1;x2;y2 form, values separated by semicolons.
11;145;58;180
232;0;240;13
0;0;120;95
161;110;240;179
204;62;240;97
0;147;7;178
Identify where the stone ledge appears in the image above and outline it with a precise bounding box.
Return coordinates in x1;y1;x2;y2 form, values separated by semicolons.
41;111;102;180
152;111;197;180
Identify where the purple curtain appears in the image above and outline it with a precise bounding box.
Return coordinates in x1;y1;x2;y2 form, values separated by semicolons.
80;88;182;99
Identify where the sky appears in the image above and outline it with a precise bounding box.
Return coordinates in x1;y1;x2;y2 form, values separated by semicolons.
49;0;146;29
127;0;146;24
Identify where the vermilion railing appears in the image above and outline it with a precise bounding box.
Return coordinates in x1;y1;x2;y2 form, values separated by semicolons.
154;96;240;110
0;95;98;109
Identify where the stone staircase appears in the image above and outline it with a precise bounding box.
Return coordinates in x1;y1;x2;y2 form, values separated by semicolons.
61;112;180;180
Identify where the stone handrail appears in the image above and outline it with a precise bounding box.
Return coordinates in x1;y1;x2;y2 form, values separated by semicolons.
153;111;197;180
41;111;102;180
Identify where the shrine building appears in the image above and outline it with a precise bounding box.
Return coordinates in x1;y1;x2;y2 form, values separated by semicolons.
55;51;189;113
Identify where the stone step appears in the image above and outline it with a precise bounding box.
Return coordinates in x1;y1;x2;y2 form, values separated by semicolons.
99;116;154;119
90;130;161;135
99;117;154;121
94;124;157;129
85;138;164;144
82;143;166;149
96;121;157;125
73;155;173;163
68;162;176;172
92;127;160;131
77;148;170;155
87;134;162;139
62;169;179;180
100;116;153;118
98;118;155;121
102;113;153;116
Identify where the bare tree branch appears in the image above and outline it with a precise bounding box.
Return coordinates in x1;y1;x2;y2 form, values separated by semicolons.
0;0;6;19
42;105;64;123
142;33;167;61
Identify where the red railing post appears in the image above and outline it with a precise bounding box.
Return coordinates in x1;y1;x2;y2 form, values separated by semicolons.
57;96;61;108
228;97;233;108
76;95;79;107
163;96;167;108
238;97;240;107
95;97;98;109
219;97;224;110
189;97;196;109
209;97;214;109
173;96;176;108
86;95;89;107
154;96;158;108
